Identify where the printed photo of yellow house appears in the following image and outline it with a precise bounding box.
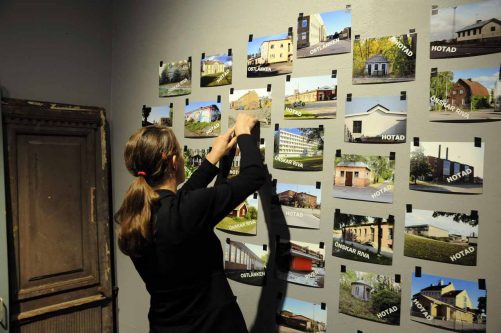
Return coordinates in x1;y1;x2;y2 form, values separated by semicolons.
200;53;232;87
229;88;272;128
247;32;293;77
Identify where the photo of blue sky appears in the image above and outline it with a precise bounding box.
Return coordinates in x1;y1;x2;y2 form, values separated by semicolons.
406;209;478;237
315;10;351;34
285;75;337;96
280;297;327;324
246;194;259;209
248;32;290;55
345;95;407;116
149;105;172;122
276;182;322;205
451;67;500;91
202;54;232;66
185;100;221;113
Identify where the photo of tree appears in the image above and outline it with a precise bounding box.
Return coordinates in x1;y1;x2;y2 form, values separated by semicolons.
224;240;268;286
353;34;417;84
247;32;293;77
405;209;478;266
332;213;393;265
200;53;232;87
273;127;324;171
409;141;484;194
184;100;221;138
142;105;173;127
430;0;501;59
339;270;401;325
333;154;395;203
216;194;259;235
183;147;210;179
229;88;271;128
277;297;327;333
411;273;486;332
159;59;191;97
429;66;501;122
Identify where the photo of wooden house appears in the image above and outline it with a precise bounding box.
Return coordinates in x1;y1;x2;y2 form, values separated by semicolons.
247;32;293;77
277;297;327;333
335;162;372;187
200;53;232;87
364;55;389;77
184;101;221;137
351;280;372;301
216;194;259;235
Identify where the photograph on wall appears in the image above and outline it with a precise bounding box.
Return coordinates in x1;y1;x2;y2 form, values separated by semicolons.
184;100;221;138
409;141;484;194
142;104;173;127
276;240;325;288
200;53;232;87
284;75;337;119
229;139;265;178
229;88;272;128
216;193;259;235
404;208;478;266
159;59;192;97
183;147;210;179
333;153;395;203
273;127;324;171
353;33;417;84
271;182;321;229
430;0;501;59
224;240;268;286
411;273;486;332
247;32;293;77
332;212;394;265
277;296;327;333
296;9;352;58
339;269;401;325
344;95;407;143
429;66;501;122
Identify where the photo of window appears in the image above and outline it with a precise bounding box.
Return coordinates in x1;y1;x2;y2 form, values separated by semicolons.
333;154;395;203
353;34;417;84
284;75;337;119
224;240;267;286
216;194;259;235
430;0;501;59
142;105;173;127
277;297;327;333
339;270;401;325
229;88;271;128
296;9;351;58
411;273;486;332
200;53;232;87
276;240;325;288
409;141;484;194
273;127;324;171
430;66;501;122
405;209;478;266
333;212;394;265
344;95;407;143
183;147;210;179
184;100;221;138
247;32;293;77
159;59;191;97
229;139;265;179
271;182;321;229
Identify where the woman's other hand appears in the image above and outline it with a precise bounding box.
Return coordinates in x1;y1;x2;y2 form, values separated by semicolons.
206;127;238;165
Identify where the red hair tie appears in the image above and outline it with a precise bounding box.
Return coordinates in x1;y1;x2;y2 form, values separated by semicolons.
137;171;147;177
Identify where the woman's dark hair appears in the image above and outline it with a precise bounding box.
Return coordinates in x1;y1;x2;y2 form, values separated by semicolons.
115;125;180;257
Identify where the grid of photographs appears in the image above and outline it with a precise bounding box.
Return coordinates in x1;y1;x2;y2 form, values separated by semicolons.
345;95;407;143
184;100;222;138
247;32;293;77
273;127;324;171
229;88;272;128
429;66;501;122
409;141;484;194
411;273;486;332
430;0;501;59
200;53;232;87
142;104;173;127
271;181;321;229
224;240;267;286
333;212;394;265
277;296;327;333
159;59;192;97
405;208;478;266
296;9;352;58
284;75;337;120
339;269;401;325
333;153;395;203
276;240;325;288
216;193;259;235
353;33;417;84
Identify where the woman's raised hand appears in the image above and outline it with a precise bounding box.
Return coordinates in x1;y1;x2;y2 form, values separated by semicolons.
206;126;238;165
234;113;257;137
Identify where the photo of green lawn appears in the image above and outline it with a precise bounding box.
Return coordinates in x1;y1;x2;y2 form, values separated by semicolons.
216;195;259;235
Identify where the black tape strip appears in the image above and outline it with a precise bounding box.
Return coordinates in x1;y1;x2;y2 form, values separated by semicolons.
228;48;232;56
267;84;272;92
389;152;396;160
298;13;303;18
217;95;221;103
415;266;422;277
357;331;363;333
331;69;337;78
319;125;324;131
395;274;401;283
226;238;230;244
409;28;416;33
142;104;146;110
321;303;326;310
288;27;293;36
499;64;501;80
248;34;253;42
346;4;351;10
336;149;341;157
431;68;438;77
208;147;212;152
169;102;173;108
160;61;163;67
275;123;279;131
201;52;205;59
272;178;277;187
260;138;265;144
319;242;324;249
400;91;407;101
316;181;321;189
413;137;420;146
406;204;412;213
185;98;189;106
263;244;267;251
355;34;360;40
253;192;258;199
335;208;340;217
388;215;395;223
474;137;481;147
341;265;346;272
184;145;187;152
478;279;486;290
188;56;192;63
346;93;352;102
286;74;291;82
230;87;234;94
471;210;479;220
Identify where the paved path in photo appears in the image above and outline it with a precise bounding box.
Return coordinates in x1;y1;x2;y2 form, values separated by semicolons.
430;110;501;122
297;39;351;57
281;206;320;228
409;183;482;194
333;182;393;203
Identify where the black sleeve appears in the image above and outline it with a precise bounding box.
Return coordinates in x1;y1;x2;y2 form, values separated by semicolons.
177;134;267;233
180;158;219;191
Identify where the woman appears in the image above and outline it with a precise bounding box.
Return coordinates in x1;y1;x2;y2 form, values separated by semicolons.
115;113;267;333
